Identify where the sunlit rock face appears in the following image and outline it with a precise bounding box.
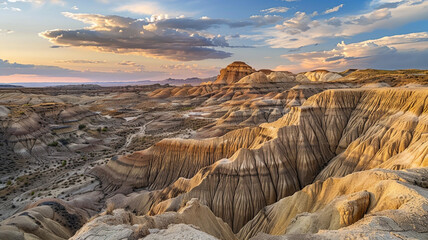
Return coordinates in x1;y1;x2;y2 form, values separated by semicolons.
214;61;256;85
297;70;343;82
92;88;428;234
71;198;236;240
240;168;428;240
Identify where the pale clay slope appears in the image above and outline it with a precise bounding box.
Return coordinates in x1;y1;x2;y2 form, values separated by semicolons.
0;199;89;240
144;224;219;240
1;87;427;240
3;168;426;240
94;88;428;234
243;168;428;240
297;70;343;82
74;168;428;240
0;105;10;117
71;198;235;240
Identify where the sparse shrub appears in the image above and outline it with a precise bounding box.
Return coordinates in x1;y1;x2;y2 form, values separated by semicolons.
106;202;115;215
102;127;108;132
62;160;67;166
6;180;12;186
31;191;35;196
48;141;59;147
78;124;86;130
58;138;69;145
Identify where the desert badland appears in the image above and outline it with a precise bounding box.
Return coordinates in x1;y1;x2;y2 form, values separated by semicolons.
0;62;427;239
1;0;428;239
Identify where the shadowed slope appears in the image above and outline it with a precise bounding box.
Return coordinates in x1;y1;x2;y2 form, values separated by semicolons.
92;126;275;192
147;88;428;232
240;168;428;240
316;89;428;181
92;88;428;234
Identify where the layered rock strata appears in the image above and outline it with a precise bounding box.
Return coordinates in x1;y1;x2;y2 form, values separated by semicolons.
240;168;428;240
95;88;428;233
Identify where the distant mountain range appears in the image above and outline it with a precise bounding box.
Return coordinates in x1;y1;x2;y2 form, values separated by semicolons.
3;76;216;88
0;84;23;88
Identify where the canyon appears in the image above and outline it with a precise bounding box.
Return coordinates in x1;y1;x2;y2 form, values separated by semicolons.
0;62;427;240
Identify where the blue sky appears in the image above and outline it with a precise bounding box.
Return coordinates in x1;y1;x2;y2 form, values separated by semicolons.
0;0;427;83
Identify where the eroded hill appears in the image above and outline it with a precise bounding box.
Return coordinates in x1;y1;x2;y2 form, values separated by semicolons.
0;62;427;240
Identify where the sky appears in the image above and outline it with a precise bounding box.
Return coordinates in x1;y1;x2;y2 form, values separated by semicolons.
0;0;427;83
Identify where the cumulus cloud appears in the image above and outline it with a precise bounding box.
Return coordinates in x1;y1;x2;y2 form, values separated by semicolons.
40;13;235;61
261;7;289;13
276;12;312;34
324;4;344;14
248;15;284;27
40;12;283;61
0;29;14;34
1;6;21;11
326;17;342;26
259;0;428;49
277;32;428;72
371;0;423;9
118;61;139;66
160;63;220;75
150;15;282;30
118;61;145;71
345;8;391;25
375;1;403;9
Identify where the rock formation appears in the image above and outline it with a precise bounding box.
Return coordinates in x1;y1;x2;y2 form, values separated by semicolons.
93;87;428;234
240;168;428;240
315;89;428;181
71;198;235;240
1;103;98;160
92;126;275;192
214;61;256;85
0;199;89;240
1;64;428;240
297;70;343;82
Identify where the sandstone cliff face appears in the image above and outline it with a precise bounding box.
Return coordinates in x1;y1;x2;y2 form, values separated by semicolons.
240;168;428;240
